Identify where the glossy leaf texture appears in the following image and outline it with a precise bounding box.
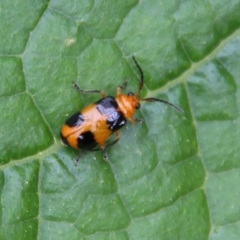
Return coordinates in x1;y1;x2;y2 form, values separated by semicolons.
1;0;240;239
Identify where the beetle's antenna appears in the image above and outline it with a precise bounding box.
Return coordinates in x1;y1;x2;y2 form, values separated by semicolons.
142;97;183;113
132;56;144;96
132;56;183;113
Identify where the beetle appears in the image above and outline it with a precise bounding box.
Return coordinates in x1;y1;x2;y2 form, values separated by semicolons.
60;56;182;164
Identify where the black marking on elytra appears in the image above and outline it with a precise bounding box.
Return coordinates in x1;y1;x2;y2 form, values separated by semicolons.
65;112;84;127
107;111;126;131
60;132;68;146
96;97;118;115
77;131;97;149
96;97;127;131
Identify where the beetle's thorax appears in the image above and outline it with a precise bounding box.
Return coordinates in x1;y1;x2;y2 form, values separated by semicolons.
115;94;140;120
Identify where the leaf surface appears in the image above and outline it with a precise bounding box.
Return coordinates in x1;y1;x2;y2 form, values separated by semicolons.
1;0;240;239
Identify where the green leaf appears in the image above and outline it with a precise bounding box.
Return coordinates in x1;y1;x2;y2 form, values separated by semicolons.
1;0;240;239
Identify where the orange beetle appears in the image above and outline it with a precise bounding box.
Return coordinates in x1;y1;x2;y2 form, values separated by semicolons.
60;56;182;163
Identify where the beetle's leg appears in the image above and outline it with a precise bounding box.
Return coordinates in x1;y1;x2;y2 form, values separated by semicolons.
98;131;120;160
118;81;128;90
75;151;85;166
106;131;120;148
88;136;119;152
74;132;120;164
128;117;143;124
88;147;101;152
102;148;108;160
117;80;127;95
72;81;106;98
